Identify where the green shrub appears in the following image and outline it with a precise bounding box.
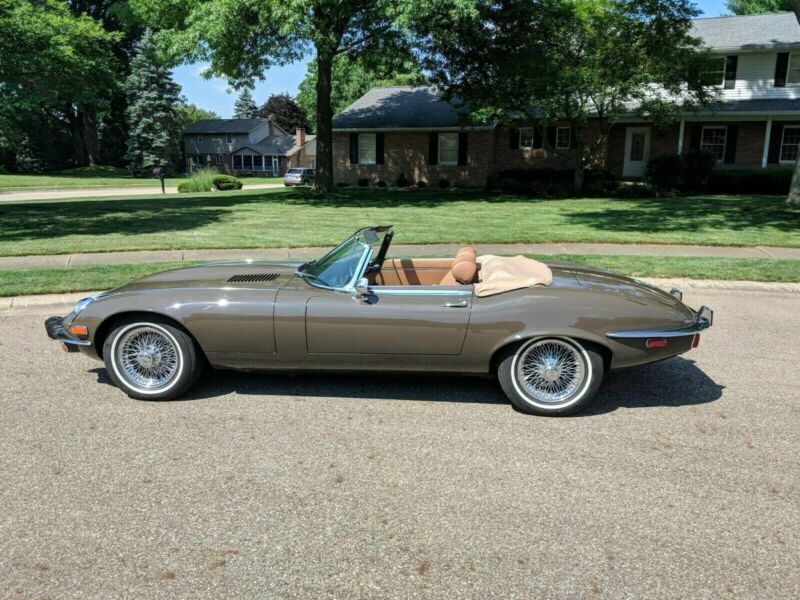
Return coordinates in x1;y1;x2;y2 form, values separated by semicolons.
705;167;793;195
415;180;427;188
681;151;716;186
178;167;218;193
438;178;450;189
646;154;684;188
357;178;369;187
212;175;242;191
396;172;408;187
377;180;388;187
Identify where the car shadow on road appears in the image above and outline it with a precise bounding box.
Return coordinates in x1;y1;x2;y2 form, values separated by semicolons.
90;356;722;415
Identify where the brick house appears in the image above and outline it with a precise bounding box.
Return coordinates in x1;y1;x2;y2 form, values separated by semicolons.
183;118;315;176
332;12;800;186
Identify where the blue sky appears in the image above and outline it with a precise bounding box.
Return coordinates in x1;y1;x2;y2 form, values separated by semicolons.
172;0;731;118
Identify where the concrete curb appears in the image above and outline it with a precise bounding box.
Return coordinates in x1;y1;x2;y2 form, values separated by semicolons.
3;279;797;317
2;242;800;269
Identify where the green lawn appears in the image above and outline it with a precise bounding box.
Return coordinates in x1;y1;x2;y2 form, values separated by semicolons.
0;187;797;257
0;166;281;191
2;254;798;297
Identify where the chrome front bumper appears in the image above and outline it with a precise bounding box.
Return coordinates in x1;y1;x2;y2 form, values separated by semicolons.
45;316;91;351
606;305;713;340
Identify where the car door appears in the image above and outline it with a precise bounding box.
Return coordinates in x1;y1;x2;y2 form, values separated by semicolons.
305;286;473;355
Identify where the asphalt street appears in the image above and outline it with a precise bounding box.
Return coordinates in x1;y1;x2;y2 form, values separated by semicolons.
1;289;798;598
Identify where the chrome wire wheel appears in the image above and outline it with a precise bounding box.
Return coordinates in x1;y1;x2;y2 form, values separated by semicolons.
513;338;589;406
114;325;181;392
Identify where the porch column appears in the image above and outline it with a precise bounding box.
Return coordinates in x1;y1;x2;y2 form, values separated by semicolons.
762;118;773;168
677;119;686;155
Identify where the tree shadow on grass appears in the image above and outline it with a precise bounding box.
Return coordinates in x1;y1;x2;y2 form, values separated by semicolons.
90;356;722;416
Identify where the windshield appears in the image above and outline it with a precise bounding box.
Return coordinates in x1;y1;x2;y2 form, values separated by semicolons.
299;227;389;289
287;168;302;174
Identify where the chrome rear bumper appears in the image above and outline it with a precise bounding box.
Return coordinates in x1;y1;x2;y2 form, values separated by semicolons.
606;305;713;340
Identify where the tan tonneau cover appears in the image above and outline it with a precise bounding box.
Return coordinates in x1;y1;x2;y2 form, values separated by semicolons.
475;255;553;297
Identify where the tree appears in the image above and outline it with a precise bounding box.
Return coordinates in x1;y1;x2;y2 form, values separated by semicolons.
129;0;451;192
233;88;258;119
0;0;120;167
175;103;221;131
727;0;792;13
257;93;311;133
421;0;714;191
124;29;182;172
296;53;425;127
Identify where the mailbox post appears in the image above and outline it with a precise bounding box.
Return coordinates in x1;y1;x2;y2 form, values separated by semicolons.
152;165;166;194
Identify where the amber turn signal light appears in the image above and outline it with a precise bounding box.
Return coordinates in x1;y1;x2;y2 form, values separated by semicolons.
69;325;88;337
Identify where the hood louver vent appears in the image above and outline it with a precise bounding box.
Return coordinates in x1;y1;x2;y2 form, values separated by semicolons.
227;273;281;283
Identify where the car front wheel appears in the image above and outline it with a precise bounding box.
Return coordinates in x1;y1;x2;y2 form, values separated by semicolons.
497;337;604;416
103;318;203;400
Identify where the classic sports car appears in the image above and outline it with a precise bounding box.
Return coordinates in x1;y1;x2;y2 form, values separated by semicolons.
45;226;713;416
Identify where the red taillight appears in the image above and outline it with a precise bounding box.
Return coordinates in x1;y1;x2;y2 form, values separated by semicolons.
692;334;700;348
646;338;667;349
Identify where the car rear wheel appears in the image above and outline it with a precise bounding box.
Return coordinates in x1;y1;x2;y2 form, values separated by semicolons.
103;318;203;400
497;337;604;416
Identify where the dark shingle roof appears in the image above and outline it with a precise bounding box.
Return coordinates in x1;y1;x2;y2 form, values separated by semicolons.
691;12;800;51
183;119;266;134
233;135;299;155
332;86;488;130
695;98;800;113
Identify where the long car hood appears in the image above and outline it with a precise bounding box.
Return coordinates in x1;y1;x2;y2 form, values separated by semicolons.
113;260;303;293
547;261;695;318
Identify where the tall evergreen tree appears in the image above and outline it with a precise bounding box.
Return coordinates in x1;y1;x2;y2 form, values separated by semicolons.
233;88;258;119
124;29;182;171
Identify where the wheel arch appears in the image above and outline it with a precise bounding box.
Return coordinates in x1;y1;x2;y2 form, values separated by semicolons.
490;335;613;374
94;311;203;361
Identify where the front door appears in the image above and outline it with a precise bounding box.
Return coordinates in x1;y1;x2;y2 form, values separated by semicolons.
305;287;472;355
623;126;651;178
271;156;280;176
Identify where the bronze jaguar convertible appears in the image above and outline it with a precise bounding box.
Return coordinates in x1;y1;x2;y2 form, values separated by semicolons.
45;226;713;416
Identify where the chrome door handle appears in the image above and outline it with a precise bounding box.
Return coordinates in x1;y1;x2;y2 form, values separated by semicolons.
442;300;468;308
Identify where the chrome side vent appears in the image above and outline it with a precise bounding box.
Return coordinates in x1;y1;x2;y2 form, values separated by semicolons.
227;273;281;283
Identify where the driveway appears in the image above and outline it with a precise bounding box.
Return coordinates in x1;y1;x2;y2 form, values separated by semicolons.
0;183;283;202
1;289;798;598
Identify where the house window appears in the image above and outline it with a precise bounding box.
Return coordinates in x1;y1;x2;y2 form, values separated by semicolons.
233;155;242;169
438;133;459;165
214;154;223;165
197;135;203;143
226;134;234;144
780;126;800;163
703;57;726;87
555;127;571;150
253;155;263;170
700;126;727;161
788;53;800;84
519;127;534;149
243;155;253;170
358;134;376;165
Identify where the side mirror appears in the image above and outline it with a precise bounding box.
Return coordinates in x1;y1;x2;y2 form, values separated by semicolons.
353;277;370;297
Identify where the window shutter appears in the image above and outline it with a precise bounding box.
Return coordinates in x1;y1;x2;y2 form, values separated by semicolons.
533;127;543;149
768;123;784;164
458;132;468;165
689;124;702;151
428;132;438;165
724;56;738;89
509;128;519;149
376;133;385;165
546;127;556;149
775;53;789;87
724;124;738;164
349;133;358;164
570;128;577;149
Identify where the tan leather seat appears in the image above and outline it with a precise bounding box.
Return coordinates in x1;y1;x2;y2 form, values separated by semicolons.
440;247;478;285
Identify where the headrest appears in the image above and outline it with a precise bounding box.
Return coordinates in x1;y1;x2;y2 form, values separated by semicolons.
451;260;477;284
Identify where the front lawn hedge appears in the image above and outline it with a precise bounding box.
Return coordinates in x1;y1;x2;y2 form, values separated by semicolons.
705;167;793;195
212;175;243;191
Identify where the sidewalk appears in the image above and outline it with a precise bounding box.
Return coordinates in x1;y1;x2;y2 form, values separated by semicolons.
2;242;799;270
0;182;283;202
